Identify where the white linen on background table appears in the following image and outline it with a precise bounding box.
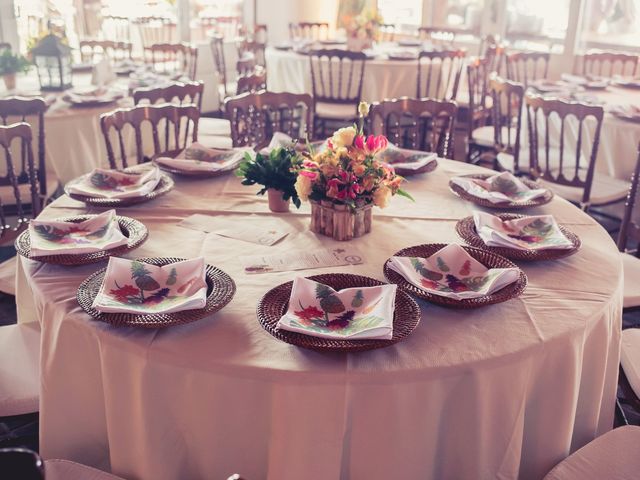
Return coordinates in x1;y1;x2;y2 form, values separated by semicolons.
15;159;622;480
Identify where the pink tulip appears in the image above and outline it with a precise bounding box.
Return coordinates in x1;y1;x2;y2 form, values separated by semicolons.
354;134;388;155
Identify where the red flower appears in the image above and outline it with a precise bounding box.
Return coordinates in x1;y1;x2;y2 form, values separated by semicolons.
354;134;388;155
109;284;140;302
420;278;438;290
294;305;324;325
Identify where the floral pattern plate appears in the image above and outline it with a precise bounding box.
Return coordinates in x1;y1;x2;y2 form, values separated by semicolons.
456;213;581;262
15;214;148;265
258;273;421;352
77;257;236;327
384;244;527;308
449;173;554;209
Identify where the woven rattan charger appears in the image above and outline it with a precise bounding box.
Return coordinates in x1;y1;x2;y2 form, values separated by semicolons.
456;214;581;261
257;273;421;352
65;173;174;207
15;215;148;266
383;243;527;308
77;257;236;328
449;173;553;209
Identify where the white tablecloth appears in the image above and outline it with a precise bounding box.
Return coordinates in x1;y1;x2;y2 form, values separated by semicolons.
15;159;622;480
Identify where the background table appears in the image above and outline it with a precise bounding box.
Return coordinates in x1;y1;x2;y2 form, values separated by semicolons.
16;159;622;480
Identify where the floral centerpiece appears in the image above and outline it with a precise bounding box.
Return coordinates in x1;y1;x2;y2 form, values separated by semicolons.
346;8;384;51
236;146;302;213
295;102;411;240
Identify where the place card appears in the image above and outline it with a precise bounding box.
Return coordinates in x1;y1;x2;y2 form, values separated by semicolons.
179;214;289;246
240;247;365;274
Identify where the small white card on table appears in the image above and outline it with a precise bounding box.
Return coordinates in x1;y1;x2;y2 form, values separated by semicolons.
179;214;289;246
241;247;364;274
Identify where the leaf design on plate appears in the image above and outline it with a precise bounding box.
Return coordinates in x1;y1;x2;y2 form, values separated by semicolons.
327;310;355;330
131;261;161;294
351;289;364;308
316;284;346;314
410;257;443;281
436;256;450;272
446;274;469;293
459;259;471;276
166;267;178;286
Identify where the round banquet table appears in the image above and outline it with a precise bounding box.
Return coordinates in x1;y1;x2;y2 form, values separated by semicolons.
15;159;622;480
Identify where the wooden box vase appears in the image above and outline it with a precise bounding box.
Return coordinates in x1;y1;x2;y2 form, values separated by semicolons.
310;200;373;241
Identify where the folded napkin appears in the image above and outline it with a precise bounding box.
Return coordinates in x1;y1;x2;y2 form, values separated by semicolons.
67;165;161;199
473;212;574;251
155;143;250;172
450;171;548;204
92;257;207;314
377;144;437;171
277;277;397;340
66;86;123;104
29;210;128;257
387;244;520;300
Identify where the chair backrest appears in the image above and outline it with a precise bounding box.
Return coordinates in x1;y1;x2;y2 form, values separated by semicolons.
210;35;228;98
418;26;456;45
379;24;396;43
133;16;177;47
417;50;466;100
0;123;41;241
489;76;525;171
237;39;266;67
466;57;492;139
236;68;267;95
577;51;639;77
101;16;131;42
289;22;329;41
369;97;458;159
506;51;550;87
0;97;47;198
224;90;313;147
143;43;197;80
133;81;204;110
236;55;257;76
309;49;367;109
0;448;44;480
100;103;199;169
212;16;243;38
617;144;640;255
525;94;604;206
79;40;133;63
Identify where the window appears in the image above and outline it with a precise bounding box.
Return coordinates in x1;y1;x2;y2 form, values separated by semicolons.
377;0;423;27
430;0;484;31
579;0;640;51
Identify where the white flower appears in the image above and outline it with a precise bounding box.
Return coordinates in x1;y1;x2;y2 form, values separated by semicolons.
372;185;392;208
330;126;357;149
358;101;370;117
295;174;313;201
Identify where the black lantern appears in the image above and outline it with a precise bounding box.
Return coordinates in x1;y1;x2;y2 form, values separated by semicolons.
31;34;72;91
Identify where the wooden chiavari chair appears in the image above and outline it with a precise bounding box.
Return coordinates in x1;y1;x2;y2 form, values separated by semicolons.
525;93;629;210
505;51;550;88
133;16;177;47
236;55;257;76
309;49;368;137
0;97;52;202
488;76;526;174
369;97;458;159
379;24;396;43
101;15;131;42
133;81;203;110
224;91;313;148
211;34;231;103
0;123;40;243
213;16;243;38
79;40;133;63
100;104;199;168
417;50;466;100
236;68;267;95
466;57;493;163
577;51;639;78
237;39;266;67
418;26;457;45
143;43;197;80
289;22;329;41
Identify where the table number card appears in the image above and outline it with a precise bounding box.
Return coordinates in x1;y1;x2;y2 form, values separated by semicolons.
241;247;365;274
179;214;289;246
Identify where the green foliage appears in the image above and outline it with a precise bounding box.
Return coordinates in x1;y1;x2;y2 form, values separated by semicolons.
0;49;31;75
410;257;443;281
235;147;302;208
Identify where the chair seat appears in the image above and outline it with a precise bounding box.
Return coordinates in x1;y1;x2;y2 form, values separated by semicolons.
199;117;232;137
621;327;640;399
315;101;358;120
0;323;40;417
197;135;234;149
622;253;640;310
541;174;629;206
44;459;126;480
543;425;640;479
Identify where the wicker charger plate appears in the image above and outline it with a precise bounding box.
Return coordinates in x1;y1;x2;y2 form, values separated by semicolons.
77;257;236;328
393;159;438;177
449;174;554;209
65;173;174;207
455;214;581;262
257;273;421;352
383;243;527;309
15;215;148;265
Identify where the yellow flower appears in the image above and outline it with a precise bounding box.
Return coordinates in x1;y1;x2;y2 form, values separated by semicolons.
352;163;366;176
358;101;370;117
331;126;357;148
295;174;313;201
362;175;376;191
373;185;392;208
321;163;338;177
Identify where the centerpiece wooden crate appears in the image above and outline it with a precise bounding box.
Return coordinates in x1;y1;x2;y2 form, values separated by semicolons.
310;200;373;241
